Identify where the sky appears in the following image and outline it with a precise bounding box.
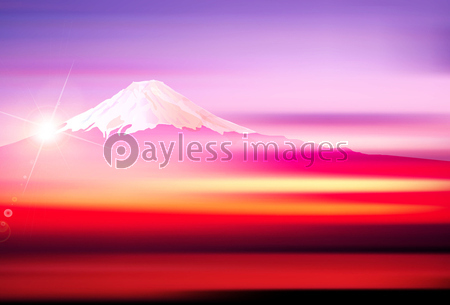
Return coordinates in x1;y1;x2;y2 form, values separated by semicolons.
0;0;450;146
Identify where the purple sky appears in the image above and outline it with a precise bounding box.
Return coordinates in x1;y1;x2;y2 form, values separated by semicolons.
0;0;449;144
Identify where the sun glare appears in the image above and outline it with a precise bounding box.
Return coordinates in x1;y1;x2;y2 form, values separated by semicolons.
38;122;57;141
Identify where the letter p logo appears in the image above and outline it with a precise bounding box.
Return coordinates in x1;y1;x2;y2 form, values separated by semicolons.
103;133;139;169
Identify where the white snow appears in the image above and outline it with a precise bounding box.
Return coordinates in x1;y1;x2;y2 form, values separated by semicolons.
60;80;254;137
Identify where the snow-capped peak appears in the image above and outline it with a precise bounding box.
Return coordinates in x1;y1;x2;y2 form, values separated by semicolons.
60;80;254;137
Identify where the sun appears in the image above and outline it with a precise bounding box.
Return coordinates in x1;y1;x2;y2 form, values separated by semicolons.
38;122;58;141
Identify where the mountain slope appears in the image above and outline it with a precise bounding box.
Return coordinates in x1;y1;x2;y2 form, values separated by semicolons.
60;80;254;137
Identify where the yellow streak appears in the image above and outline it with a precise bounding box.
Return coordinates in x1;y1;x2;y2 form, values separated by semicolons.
19;177;449;216
167;177;450;193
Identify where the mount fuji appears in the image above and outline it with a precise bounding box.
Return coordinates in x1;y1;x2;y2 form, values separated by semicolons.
60;80;254;137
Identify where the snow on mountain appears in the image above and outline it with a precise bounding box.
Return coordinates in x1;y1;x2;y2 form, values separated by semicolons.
60;80;254;137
